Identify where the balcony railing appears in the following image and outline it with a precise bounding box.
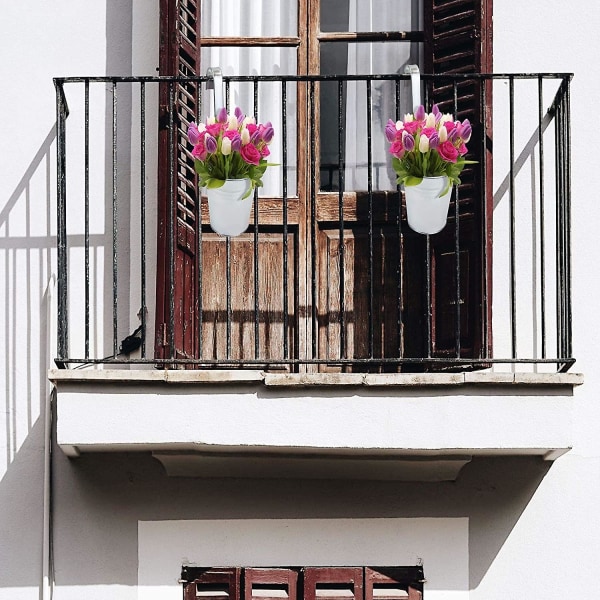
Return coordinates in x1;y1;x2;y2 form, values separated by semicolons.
54;72;574;372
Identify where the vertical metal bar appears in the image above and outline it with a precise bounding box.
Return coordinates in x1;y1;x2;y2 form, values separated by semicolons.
253;79;260;360
337;79;346;359
55;80;69;362
508;75;517;359
555;76;572;365
111;81;119;357
564;77;573;362
84;80;90;359
226;236;232;360
537;75;547;359
555;88;564;362
310;80;318;360
197;80;204;359
282;80;289;360
395;77;403;360
453;80;461;358
167;81;176;359
366;78;374;360
480;75;490;359
425;234;432;359
140;81;147;357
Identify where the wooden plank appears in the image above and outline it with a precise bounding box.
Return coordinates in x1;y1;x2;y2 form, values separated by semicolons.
200;198;300;227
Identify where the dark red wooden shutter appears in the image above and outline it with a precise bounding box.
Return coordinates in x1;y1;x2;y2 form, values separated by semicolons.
245;568;300;600
183;567;242;600
422;0;493;365
155;0;202;361
304;568;364;600
364;567;424;600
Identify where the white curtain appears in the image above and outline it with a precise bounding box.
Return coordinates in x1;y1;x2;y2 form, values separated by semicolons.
200;0;297;196
343;0;420;191
199;0;420;194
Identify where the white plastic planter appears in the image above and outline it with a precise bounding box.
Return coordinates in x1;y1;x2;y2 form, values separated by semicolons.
206;178;253;236
404;176;452;235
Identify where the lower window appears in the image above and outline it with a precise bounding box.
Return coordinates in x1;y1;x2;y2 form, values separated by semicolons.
181;567;424;600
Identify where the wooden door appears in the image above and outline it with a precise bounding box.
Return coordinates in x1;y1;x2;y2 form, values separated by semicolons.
155;0;493;370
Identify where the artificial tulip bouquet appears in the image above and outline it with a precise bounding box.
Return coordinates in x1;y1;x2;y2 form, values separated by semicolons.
385;104;476;197
187;106;276;199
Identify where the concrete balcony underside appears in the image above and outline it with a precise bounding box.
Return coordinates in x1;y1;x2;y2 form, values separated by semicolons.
49;369;583;482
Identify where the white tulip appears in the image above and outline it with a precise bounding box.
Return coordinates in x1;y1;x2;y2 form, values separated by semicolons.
221;137;232;155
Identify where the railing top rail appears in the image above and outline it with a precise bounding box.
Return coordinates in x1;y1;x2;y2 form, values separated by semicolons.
53;72;574;86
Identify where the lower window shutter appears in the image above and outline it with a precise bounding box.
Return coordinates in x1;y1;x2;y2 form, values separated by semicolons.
245;568;300;600
304;568;364;600
183;567;242;600
364;567;424;600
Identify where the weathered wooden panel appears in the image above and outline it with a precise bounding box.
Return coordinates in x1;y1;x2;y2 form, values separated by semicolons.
317;227;404;371
199;231;297;364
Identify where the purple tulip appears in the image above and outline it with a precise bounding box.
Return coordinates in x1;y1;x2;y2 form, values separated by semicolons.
205;134;217;154
216;107;228;123
402;130;415;151
432;104;440;116
230;133;242;152
250;129;262;145
385;120;397;142
234;106;244;123
415;105;426;120
262;122;275;143
188;122;201;145
428;132;439;149
459;119;472;142
447;128;458;142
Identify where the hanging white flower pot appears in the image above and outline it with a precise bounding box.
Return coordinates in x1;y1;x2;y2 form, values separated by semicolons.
206;178;253;236
404;176;452;235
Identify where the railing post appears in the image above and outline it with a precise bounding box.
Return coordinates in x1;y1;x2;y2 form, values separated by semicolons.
54;79;69;364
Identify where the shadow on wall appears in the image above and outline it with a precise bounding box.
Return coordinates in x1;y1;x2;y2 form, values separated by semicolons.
0;125;56;588
1;125;56;471
48;451;551;591
0;0;137;591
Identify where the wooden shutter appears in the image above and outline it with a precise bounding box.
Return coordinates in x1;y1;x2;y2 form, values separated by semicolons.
422;0;493;365
304;567;364;600
155;0;202;361
245;568;300;600
365;567;424;600
183;567;242;600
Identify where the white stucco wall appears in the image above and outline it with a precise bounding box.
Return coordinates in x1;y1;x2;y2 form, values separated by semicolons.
1;1;600;600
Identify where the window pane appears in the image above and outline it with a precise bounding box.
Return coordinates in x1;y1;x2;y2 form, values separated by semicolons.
201;0;298;37
319;42;416;192
201;46;297;77
320;0;419;33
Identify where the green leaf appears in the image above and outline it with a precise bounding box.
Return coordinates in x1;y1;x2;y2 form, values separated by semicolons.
206;178;225;189
404;176;423;187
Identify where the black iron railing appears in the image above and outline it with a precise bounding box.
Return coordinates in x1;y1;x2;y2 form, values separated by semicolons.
54;73;574;372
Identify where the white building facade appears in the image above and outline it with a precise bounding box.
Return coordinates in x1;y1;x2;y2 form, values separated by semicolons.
1;1;598;599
